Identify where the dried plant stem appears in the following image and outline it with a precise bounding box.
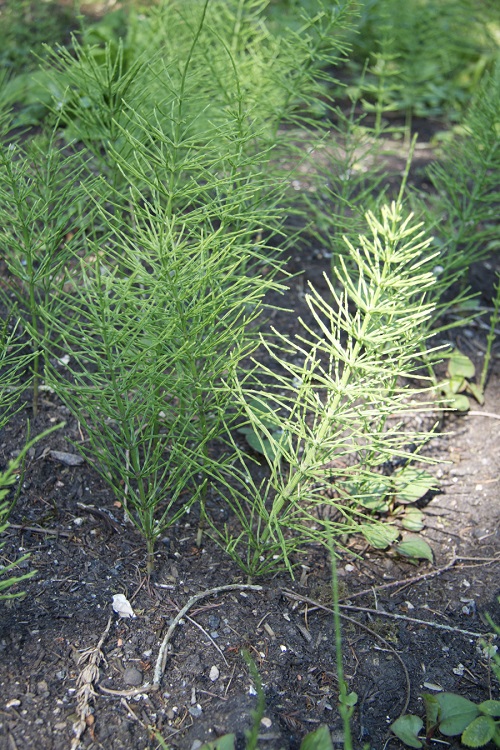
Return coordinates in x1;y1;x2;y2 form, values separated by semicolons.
152;584;262;689
282;589;494;639
338;551;500;600
71;616;112;749
100;584;263;698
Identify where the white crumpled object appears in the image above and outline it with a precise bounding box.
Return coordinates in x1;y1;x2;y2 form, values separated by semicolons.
112;594;136;618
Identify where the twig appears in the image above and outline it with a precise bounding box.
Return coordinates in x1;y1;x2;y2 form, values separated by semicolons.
99;684;150;697
120;698;147;728
338;603;490;639
7;524;74;538
336;552;499;601
71;616;112;749
185;614;229;666
100;584;263;698
282;589;493;639
152;584;262;689
281;590;411;717
466;411;500;420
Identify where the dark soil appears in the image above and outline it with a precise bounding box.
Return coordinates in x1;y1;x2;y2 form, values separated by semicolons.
0;133;499;750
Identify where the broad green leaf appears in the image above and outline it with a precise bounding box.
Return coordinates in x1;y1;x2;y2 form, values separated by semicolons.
466;381;485;406
436;693;480;736
461;715;496;747
396;536;433;562
357;495;390;512
361;523;399;549
341;691;358;707
448;350;475;379
349;479;391;512
241;429;276;461
394;468;436;504
423;693;439;731
448;374;467;394
200;733;236;750
478;700;500;717
390;715;423;748
299;724;334;750
402;507;425;531
238;427;284;462
449;393;471;412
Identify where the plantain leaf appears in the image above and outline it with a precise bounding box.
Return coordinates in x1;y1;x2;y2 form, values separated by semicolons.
390;715;423;748
466;381;485;405
200;733;236;750
478;700;500;717
361;523;399;549
423;693;439;732
461;715;496;747
448;393;471;412
436;693;480;736
299;724;334;750
393;467;437;504
447;350;475;379
402;507;425;531
396;535;433;562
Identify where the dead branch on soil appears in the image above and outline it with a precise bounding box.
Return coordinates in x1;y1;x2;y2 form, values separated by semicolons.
71;615;112;749
338;551;500;600
99;584;263;699
282;588;495;639
151;584;263;690
466;411;500;420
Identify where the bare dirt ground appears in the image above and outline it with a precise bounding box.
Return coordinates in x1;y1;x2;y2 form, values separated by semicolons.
0;133;499;750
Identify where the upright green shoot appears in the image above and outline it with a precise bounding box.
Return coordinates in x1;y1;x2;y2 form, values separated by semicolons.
480;274;500;392
0;126;94;414
330;546;355;750
214;201;443;577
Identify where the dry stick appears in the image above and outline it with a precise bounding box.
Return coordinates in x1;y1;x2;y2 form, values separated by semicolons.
72;615;113;749
281;590;411;717
466;410;500;420
101;584;263;698
337;552;499;601
185;614;229;666
282;589;493;640
152;584;262;689
7;523;74;538
338;604;489;639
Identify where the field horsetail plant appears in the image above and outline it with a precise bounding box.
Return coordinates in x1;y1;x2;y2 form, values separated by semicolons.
0;0;497;578
212;200;443;578
41;0;358;570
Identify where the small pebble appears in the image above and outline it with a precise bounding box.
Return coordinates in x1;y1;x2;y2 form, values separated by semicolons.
207;615;220;629
37;680;49;696
189;704;203;718
123;666;143;686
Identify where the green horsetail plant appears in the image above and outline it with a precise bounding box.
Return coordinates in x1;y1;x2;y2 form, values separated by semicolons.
303;100;390;274
41;0;356;224
39;0;361;569
211;201;442;578
45;215;287;570
0;125;95;415
0;318;32;428
351;0;498;123
424;63;500;291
